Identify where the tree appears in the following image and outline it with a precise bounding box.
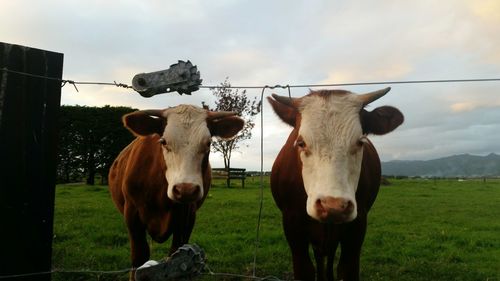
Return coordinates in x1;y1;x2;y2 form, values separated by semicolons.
57;105;136;185
95;106;138;184
205;78;261;172
58;106;85;183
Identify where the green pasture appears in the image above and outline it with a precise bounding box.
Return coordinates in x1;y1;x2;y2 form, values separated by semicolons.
52;178;500;280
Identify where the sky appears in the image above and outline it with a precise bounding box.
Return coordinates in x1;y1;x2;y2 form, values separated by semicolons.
2;0;500;171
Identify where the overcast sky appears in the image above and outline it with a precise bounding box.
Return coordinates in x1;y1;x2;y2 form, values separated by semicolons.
2;0;500;170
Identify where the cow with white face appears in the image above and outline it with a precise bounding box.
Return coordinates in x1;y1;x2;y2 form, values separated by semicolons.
268;88;403;281
109;105;244;279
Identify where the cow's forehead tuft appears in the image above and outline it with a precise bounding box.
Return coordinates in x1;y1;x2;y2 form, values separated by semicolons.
308;89;352;98
165;105;208;126
299;91;362;113
166;104;206;116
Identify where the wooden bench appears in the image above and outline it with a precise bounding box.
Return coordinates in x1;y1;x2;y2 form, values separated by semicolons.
212;168;246;188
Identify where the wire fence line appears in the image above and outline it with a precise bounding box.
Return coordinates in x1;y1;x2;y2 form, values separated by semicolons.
0;67;133;93
3;67;500;93
200;77;500;89
0;66;281;280
3;66;500;280
0;266;287;281
0;268;131;280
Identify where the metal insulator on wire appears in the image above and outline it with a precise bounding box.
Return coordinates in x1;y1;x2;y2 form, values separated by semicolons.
132;60;202;97
135;244;205;281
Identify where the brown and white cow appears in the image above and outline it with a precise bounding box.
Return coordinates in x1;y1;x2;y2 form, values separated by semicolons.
108;105;244;278
268;87;403;281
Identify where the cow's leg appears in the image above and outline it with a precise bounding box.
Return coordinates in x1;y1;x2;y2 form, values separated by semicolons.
337;217;367;281
124;204;150;280
326;240;339;281
283;213;315;281
169;205;196;255
313;224;339;281
313;246;326;281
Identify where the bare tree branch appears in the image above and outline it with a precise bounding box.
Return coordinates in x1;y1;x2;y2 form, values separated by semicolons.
204;78;261;171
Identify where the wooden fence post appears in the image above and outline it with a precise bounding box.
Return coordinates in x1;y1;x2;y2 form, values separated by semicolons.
0;42;63;280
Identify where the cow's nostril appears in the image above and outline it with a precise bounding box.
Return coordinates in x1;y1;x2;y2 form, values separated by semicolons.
334;198;354;213
345;200;354;213
315;198;323;209
171;183;201;202
315;198;327;218
192;185;201;195
173;185;181;197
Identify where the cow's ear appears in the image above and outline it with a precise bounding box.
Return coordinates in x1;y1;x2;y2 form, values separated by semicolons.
208;116;244;139
361;106;404;135
123;111;165;136
267;96;298;127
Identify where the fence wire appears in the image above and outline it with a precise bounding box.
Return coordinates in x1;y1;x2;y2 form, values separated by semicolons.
0;266;286;281
3;67;500;92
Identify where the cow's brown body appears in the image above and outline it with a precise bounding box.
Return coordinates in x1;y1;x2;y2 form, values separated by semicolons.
109;135;210;267
271;132;381;281
109;135;211;258
268;88;403;281
108;106;244;281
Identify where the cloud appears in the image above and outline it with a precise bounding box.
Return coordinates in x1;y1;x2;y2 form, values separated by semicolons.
3;0;500;168
470;0;500;24
450;101;500;112
440;83;500;113
320;62;413;85
210;49;277;85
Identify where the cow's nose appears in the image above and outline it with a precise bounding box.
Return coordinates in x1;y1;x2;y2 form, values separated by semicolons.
172;183;201;203
315;196;355;223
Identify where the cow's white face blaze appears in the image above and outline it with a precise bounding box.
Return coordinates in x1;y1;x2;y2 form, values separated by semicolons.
123;104;244;204
298;93;365;223
160;106;211;202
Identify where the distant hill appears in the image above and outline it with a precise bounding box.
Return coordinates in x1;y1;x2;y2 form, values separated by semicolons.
382;153;500;177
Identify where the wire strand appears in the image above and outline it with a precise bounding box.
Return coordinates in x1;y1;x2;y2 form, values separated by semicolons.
0;67;133;91
251;84;292;278
0;268;133;280
199;78;500;89
0;266;284;280
3;67;500;92
252;86;267;277
204;264;284;281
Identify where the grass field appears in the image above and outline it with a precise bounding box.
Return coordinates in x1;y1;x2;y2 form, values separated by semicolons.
52;178;500;280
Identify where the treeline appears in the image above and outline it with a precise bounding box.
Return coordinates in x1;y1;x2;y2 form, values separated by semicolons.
57;105;136;184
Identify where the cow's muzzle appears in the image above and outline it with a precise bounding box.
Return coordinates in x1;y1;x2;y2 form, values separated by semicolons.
314;196;355;223
172;183;201;203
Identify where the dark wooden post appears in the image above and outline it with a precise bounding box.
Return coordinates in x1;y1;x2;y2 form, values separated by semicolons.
0;42;63;280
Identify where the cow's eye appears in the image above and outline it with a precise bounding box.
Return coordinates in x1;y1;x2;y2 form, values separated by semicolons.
159;138;172;152
357;135;368;147
203;140;212;152
295;138;306;149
